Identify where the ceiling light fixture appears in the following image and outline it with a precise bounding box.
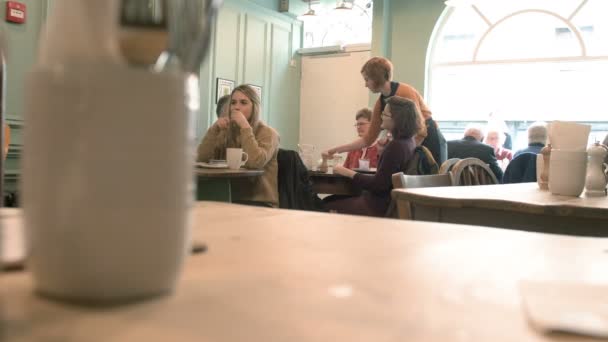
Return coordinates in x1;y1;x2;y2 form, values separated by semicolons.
298;0;317;22
334;0;353;11
332;0;354;19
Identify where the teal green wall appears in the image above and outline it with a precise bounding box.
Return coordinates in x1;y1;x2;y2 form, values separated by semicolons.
249;0;279;11
371;0;445;95
3;0;48;191
198;0;302;149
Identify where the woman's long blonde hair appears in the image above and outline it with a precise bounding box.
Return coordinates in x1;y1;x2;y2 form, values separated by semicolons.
214;85;262;158
229;84;261;129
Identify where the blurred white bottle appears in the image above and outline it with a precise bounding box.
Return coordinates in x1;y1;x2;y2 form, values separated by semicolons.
23;0;192;303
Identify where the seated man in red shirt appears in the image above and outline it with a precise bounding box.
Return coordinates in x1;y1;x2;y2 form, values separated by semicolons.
343;108;379;170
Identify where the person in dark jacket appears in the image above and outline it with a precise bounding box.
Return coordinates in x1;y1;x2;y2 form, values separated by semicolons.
324;96;419;217
514;122;547;159
447;124;504;181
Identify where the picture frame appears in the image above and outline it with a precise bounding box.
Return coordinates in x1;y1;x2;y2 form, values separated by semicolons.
216;78;235;103
248;84;262;101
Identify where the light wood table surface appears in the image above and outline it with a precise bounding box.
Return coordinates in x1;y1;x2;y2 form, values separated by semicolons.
195;167;263;202
3;202;608;341
392;182;608;236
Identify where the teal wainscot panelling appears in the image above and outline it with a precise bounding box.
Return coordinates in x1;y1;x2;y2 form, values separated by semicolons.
197;0;302;150
3;0;48;193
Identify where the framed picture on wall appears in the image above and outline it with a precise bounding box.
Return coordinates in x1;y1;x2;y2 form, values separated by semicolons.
216;78;235;103
248;84;262;101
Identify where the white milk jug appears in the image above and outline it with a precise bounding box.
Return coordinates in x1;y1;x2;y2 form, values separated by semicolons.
23;0;194;303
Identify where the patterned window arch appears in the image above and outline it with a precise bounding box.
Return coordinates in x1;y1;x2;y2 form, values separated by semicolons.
427;0;608;131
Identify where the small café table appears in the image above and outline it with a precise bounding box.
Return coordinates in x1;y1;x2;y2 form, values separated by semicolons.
308;168;375;196
196;167;263;202
308;170;359;196
392;182;608;236
3;202;607;341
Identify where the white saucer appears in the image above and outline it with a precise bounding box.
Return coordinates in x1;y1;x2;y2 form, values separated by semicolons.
196;162;228;169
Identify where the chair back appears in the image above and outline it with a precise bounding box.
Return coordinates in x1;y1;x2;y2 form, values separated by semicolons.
439;158;460;174
385;147;439;218
503;152;537;184
390;172;453;219
392;172;453;189
403;145;439;176
450;158;499;186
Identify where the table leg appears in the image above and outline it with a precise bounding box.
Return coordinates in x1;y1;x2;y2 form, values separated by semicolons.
196;178;232;202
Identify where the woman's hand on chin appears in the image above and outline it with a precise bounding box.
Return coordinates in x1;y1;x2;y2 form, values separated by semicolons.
215;117;230;130
230;110;250;129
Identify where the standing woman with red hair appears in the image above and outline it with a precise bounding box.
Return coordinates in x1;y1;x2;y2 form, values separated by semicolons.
324;56;446;165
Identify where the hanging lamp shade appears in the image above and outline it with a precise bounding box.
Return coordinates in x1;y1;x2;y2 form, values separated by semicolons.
297;8;317;22
298;0;318;22
332;0;353;19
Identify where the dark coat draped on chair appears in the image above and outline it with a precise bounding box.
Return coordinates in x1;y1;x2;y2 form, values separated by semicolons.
277;149;325;211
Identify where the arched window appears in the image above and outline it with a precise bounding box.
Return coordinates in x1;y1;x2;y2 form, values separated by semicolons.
299;0;373;48
427;0;608;148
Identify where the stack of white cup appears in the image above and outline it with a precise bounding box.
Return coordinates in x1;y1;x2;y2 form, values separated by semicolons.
548;122;591;197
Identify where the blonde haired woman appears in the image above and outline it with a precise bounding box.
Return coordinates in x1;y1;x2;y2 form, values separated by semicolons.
197;85;280;207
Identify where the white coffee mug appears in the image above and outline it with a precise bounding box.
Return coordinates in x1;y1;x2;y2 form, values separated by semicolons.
226;148;248;170
358;159;370;171
23;65;193;303
549;149;588;197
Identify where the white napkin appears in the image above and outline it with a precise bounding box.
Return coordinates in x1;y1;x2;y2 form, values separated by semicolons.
520;280;608;338
549;121;591;151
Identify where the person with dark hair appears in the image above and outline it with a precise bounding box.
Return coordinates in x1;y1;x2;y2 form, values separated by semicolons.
216;94;230;118
197;85;280;207
343;108;379;170
324;96;419;217
323;56;446;165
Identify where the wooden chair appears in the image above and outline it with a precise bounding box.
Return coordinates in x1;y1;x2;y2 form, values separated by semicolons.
439;158;460;174
390;173;453;219
450;158;499;186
